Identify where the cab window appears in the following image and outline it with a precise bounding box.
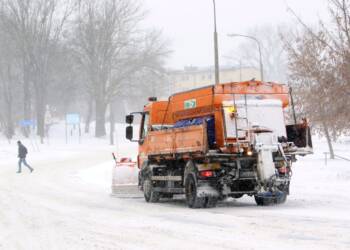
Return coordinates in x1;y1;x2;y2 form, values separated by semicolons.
140;113;150;140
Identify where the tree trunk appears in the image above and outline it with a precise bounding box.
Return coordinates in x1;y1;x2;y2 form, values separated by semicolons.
22;63;31;137
1;66;14;140
95;99;106;137
4;97;14;140
323;122;335;160
109;102;115;145
6;106;14;139
36;94;46;144
85;96;93;134
331;126;338;142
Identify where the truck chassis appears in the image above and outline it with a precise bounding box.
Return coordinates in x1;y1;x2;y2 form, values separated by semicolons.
139;151;291;208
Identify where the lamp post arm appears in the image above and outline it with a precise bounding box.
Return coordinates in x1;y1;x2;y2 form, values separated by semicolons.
227;33;264;81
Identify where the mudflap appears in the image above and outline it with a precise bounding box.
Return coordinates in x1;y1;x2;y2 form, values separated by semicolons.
254;191;287;206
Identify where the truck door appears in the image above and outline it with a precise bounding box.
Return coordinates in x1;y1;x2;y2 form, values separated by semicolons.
138;112;150;169
140;112;150;142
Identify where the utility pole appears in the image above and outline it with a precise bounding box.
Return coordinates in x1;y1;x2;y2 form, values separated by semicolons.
239;59;242;81
213;0;220;85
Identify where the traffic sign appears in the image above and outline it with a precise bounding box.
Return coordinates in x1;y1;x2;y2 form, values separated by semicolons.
19;120;35;127
66;113;80;125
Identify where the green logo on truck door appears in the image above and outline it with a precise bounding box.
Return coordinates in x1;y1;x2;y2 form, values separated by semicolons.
184;99;197;109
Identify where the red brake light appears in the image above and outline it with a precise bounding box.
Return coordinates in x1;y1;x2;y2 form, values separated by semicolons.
278;167;288;174
200;170;214;178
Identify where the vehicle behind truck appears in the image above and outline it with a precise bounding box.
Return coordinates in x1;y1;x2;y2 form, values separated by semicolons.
125;81;312;208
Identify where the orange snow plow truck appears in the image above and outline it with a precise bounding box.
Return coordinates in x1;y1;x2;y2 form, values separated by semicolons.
125;81;312;208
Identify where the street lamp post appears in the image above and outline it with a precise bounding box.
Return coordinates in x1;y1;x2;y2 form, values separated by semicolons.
227;34;264;81
213;0;220;85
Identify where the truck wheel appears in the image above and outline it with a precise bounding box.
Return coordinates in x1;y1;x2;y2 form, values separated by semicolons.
143;177;160;203
185;174;205;208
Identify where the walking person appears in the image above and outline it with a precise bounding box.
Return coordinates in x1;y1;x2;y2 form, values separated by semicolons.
17;141;34;173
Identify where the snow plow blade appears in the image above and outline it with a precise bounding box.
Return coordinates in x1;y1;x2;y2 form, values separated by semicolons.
111;156;143;198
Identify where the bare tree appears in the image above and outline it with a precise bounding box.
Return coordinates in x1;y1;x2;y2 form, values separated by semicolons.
0;0;168;142
1;0;77;143
284;0;350;158
0;63;16;140
72;0;169;137
284;30;337;158
0;6;19;140
72;0;139;137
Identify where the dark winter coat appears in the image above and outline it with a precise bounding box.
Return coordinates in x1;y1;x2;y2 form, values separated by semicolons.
18;144;28;158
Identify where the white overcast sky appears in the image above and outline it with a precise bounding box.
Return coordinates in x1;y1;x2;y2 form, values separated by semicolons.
143;0;329;69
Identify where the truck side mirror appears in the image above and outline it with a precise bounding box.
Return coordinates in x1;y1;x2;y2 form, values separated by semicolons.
126;115;134;124
126;126;133;140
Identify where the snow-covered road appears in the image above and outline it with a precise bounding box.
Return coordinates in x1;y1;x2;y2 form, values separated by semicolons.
0;141;349;250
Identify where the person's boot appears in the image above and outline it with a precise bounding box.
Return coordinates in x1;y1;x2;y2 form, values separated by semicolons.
16;171;21;173
30;168;34;173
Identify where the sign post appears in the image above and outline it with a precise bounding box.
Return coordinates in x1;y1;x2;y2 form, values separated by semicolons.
65;113;81;144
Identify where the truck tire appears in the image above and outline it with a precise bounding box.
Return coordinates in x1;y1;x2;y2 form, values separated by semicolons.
254;191;287;206
143;177;160;203
185;174;205;208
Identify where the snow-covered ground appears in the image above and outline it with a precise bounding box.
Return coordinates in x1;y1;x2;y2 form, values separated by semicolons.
0;124;349;250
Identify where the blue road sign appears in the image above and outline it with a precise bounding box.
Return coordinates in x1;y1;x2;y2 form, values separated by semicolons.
66;113;80;125
19;120;35;127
